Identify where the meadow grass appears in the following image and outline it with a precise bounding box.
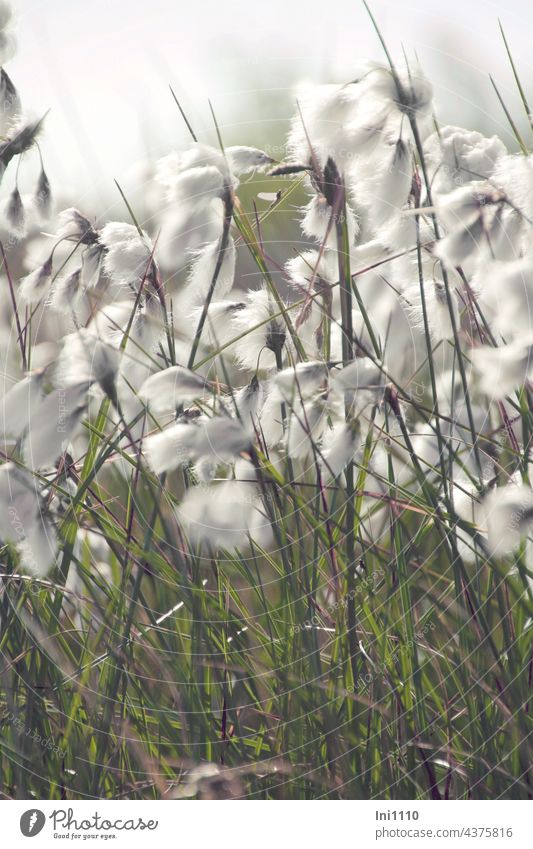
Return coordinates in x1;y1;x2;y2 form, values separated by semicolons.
1;5;532;801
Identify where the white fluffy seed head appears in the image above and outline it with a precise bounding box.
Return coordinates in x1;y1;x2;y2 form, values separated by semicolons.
287;83;361;164
301;195;358;248
492;153;533;221
231;287;288;371
405;274;461;342
155;143;228;199
192;417;251;464
0;461;57;577
364;137;413;229
425;125;506;196
285;249;338;292
274;361;329;401
144;416;250;475
56;330;120;398
144;422;200;474
140;366;208;416
100;222;155;287
234;377;265;435
81;243;104;290
471;337;533;399
0;369;46;442
226;146;275;174
363;64;433;122
190;300;246;348
56;207;98;243
19;255;53;305
186;236;236;303
156;204;222;269
175;480;271;553
475;259;533;341
22;383;89;470
319;420;360;481
433;218;486;268
170;165;226;210
286;396;328;460
48;267;83;314
5;186;25;233
482;484;533;557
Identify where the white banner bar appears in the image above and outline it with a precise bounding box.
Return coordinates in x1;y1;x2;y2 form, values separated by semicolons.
1;800;530;848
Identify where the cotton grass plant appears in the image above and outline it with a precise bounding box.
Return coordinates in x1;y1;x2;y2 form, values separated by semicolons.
0;1;532;800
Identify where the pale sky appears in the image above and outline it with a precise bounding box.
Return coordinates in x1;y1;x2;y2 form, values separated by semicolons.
8;0;533;210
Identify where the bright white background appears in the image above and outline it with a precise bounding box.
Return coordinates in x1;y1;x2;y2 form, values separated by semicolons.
8;0;533;206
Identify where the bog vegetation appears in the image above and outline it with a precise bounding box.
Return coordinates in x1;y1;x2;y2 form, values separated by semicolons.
0;1;532;799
